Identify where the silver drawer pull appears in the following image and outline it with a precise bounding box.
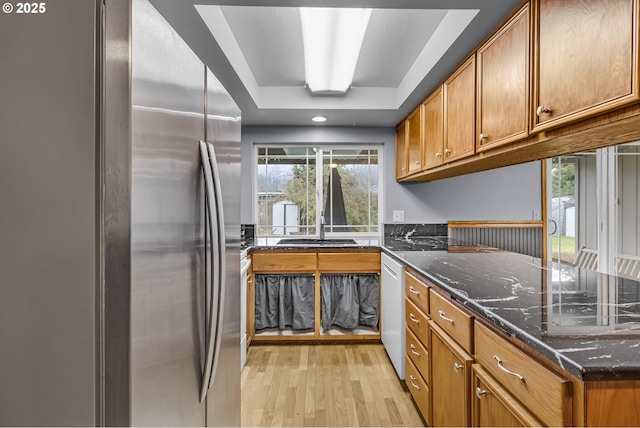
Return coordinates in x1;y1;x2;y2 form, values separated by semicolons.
493;355;525;381
438;310;454;324
453;362;463;372
408;286;420;295
409;375;421;390
410;344;421;357
475;387;488;400
409;313;420;324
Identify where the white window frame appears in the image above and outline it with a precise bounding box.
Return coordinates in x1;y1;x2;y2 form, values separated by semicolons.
253;143;383;242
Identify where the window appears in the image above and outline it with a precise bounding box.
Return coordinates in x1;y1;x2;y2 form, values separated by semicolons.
256;146;381;242
546;142;640;333
547;142;640;276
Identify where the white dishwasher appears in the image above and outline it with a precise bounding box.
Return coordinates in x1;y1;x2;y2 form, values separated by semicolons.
381;252;405;379
240;250;251;370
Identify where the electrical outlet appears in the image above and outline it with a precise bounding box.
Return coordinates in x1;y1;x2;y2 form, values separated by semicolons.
532;209;541;220
393;210;405;222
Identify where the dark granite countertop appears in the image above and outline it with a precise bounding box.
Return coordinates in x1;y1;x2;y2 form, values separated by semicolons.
243;234;640;380
382;243;640;381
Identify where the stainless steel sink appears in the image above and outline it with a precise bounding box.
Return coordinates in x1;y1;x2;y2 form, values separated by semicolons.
276;238;357;245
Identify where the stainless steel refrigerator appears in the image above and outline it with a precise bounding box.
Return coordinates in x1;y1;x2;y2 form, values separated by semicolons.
0;0;241;426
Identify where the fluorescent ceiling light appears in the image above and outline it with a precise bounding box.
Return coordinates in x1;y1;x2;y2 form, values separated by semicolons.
312;115;327;122
300;7;372;93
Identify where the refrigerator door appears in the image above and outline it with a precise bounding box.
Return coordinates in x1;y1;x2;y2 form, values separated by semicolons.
130;0;207;425
205;67;242;427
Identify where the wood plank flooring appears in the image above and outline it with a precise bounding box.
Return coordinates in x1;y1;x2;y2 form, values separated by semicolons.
241;343;425;427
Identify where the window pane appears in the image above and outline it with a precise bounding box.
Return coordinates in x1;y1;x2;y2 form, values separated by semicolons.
615;142;640;279
257;147;316;236
550;155;579;265
321;149;378;233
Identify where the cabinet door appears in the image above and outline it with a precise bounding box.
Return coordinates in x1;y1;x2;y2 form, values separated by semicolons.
444;55;476;162
477;4;529;151
430;322;473;427
532;0;638;132
406;107;423;174
472;364;542;427
422;86;444;169
396;121;408;179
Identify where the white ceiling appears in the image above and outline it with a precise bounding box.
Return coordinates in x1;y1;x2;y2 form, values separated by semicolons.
149;0;522;127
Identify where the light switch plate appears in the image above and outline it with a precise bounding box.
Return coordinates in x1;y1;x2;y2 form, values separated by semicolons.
393;210;405;222
532;209;541;220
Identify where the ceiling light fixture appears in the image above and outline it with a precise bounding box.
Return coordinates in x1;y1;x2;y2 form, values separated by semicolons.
312;115;327;123
300;7;372;94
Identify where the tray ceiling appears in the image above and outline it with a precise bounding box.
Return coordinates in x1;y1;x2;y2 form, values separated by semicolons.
150;0;522;127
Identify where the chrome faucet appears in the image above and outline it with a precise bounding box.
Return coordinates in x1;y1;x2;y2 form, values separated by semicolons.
319;214;325;240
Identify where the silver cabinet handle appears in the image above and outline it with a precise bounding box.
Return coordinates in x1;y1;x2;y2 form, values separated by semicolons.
416;161;421;165
536;105;551;116
475;387;488;399
409;313;420;324
444;148;451;156
479;133;488;142
408;286;420;295
409;375;421;390
435;152;442;158
410;344;421;357
493;355;525;381
453;362;463;372
438;310;454;324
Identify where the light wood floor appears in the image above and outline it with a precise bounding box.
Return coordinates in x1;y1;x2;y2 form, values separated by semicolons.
241;343;425;427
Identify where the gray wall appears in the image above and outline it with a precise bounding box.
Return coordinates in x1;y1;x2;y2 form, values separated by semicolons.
0;1;98;425
241;126;542;226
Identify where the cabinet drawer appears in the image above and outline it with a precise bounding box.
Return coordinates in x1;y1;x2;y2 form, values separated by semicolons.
406;356;430;425
472;364;542;427
405;271;429;314
429;289;473;353
406;326;429;379
405;298;429;346
474;322;572;427
252;252;316;272
318;252;380;272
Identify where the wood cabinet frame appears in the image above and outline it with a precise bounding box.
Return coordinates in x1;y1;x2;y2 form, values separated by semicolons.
250;249;381;343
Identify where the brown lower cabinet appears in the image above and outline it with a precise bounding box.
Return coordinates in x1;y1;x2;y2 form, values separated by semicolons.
405;356;430;424
250;249;381;342
472;364;542;427
404;269;640;427
430;321;473;427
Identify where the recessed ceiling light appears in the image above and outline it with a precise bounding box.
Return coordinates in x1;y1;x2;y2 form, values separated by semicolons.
312;116;327;123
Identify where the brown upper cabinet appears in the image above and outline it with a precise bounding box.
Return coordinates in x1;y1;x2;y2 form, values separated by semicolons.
444;55;476;162
395;120;407;179
397;0;640;182
406;107;423;174
531;0;640;132
422;86;444;170
477;3;530;151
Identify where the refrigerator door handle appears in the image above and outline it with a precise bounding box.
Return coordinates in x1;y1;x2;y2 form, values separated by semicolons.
206;141;227;389
199;140;221;403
